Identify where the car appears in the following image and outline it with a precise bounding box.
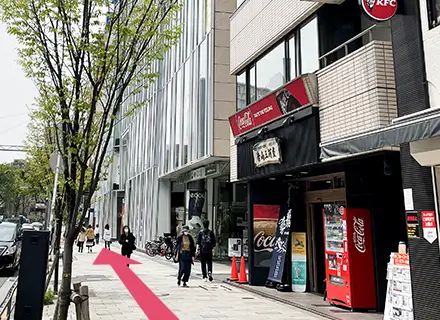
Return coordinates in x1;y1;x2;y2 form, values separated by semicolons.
0;222;22;275
21;223;35;231
31;222;43;230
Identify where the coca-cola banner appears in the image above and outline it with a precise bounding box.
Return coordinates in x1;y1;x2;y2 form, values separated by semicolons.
253;205;279;267
229;74;316;137
267;209;292;284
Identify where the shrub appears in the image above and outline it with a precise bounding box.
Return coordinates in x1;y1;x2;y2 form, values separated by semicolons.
44;289;56;305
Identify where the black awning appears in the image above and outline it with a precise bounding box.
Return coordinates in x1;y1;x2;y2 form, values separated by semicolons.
320;111;440;159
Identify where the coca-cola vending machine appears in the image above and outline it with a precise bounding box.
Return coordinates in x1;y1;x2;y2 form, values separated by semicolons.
323;204;376;310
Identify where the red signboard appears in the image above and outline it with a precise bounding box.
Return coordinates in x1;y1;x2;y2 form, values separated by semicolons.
361;0;398;21
421;211;436;229
392;253;409;266
229;75;314;137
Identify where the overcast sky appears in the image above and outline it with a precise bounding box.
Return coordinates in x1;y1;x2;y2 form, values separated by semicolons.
0;23;36;163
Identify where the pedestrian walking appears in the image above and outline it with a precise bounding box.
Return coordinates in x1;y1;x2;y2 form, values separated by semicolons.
86;225;95;253
76;227;86;253
119;225;136;267
196;220;216;282
94;224;100;245
175;225;196;287
103;224;111;249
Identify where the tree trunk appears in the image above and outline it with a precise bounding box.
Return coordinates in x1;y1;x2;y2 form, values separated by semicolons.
56;234;74;320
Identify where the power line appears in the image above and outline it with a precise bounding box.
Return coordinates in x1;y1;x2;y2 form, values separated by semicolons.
0;145;26;152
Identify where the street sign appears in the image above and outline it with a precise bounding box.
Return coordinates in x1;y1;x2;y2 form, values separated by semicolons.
49;152;64;172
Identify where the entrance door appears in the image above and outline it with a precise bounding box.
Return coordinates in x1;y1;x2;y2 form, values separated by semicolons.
306;203;326;294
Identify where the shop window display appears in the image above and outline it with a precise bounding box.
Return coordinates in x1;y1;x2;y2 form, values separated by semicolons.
213;181;248;259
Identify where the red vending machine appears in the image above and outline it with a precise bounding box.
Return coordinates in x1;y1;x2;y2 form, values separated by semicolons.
323;204;377;310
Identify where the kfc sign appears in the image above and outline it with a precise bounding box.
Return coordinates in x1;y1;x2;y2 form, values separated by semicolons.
360;0;398;21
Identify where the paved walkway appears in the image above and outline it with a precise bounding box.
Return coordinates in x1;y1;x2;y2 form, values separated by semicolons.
43;243;327;320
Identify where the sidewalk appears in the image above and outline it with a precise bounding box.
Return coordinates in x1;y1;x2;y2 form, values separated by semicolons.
43;244;327;320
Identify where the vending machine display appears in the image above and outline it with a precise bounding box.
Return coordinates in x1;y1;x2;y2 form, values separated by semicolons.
323;204;377;310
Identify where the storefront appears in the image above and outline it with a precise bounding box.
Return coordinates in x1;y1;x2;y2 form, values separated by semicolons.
230;75;408;312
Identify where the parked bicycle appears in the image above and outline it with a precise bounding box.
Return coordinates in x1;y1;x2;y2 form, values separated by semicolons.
145;234;175;260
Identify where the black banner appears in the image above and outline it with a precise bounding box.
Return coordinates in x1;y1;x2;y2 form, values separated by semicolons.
267;208;292;283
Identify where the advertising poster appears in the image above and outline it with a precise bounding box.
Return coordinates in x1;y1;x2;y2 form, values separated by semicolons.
384;253;413;320
291;232;307;292
421;211;437;243
267;209;292;283
253;205;280;267
228;238;242;257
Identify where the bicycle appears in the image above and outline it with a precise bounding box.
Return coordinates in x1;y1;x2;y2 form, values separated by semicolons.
145;235;175;260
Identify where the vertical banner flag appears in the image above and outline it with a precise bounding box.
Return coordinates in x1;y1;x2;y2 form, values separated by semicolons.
291;232;307;292
267;209;292;283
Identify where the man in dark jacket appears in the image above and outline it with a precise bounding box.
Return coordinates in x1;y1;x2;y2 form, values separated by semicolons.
196;220;216;282
176;225;196;287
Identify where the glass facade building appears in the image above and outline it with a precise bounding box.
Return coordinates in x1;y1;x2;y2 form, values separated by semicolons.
94;0;236;248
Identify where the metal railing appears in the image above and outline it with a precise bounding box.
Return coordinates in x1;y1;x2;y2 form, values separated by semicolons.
319;24;390;68
0;278;18;320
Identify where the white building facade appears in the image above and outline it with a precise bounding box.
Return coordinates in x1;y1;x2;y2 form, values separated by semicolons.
94;0;236;251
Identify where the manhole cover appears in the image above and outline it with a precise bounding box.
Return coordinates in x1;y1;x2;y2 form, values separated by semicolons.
242;297;254;300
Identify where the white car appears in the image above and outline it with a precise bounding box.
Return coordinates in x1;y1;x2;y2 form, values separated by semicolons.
31;222;43;230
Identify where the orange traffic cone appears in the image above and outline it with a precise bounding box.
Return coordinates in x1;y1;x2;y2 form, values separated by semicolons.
229;256;239;281
238;256;248;284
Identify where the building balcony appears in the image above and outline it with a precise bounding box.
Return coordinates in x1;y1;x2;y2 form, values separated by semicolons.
317;26;397;157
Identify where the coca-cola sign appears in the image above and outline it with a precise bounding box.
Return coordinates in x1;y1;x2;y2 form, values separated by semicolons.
253;204;279;268
360;0;398;21
229;75;315;137
353;216;366;253
253;231;276;252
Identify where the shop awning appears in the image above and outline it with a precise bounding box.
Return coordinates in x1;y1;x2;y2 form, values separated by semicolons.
320;108;440;160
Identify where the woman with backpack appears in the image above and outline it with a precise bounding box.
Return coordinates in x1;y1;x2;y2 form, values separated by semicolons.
196;220;216;282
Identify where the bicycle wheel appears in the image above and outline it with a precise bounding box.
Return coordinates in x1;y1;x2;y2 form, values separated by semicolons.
165;247;173;260
145;243;155;257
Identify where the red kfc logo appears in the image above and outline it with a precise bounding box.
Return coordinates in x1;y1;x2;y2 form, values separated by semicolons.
361;0;398;21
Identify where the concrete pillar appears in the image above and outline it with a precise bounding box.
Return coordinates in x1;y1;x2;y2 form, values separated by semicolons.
157;179;171;237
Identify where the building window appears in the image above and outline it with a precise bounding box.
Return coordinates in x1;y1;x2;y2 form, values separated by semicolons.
428;0;440;28
236;0;245;8
300;17;319;74
236;72;247;111
249;65;256;104
288;36;297;80
256;42;286;99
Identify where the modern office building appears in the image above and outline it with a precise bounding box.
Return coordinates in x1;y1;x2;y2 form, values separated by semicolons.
93;0;237;256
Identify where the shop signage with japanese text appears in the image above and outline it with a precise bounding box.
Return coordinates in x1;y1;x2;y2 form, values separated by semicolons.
252;138;282;168
421;211;438;244
406;211;419;238
267;209;292;284
360;0;398;22
229;74;316;137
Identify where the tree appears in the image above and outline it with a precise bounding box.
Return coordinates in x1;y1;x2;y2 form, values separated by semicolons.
0;0;181;318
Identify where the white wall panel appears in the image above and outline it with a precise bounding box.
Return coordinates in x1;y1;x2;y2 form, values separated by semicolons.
230;0;321;73
230;129;237;182
318;41;397;144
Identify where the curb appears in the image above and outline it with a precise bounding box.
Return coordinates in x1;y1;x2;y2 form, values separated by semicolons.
223;280;341;320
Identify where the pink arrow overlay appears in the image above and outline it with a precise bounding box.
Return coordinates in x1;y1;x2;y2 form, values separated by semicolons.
93;248;178;320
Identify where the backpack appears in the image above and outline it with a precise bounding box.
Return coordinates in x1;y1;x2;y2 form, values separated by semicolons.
200;230;213;252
